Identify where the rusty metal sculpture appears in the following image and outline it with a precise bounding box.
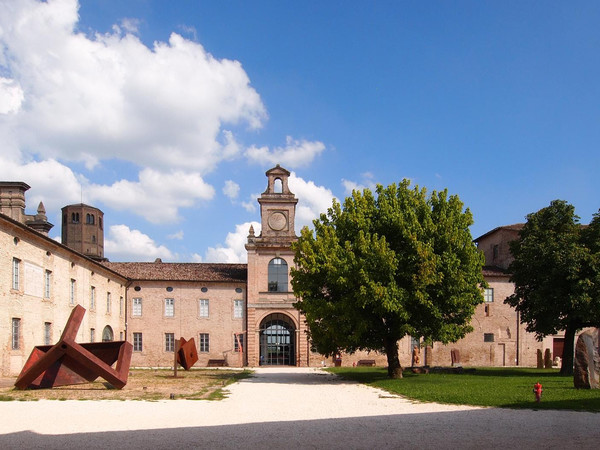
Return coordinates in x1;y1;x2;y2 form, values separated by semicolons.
14;305;132;390
176;337;198;370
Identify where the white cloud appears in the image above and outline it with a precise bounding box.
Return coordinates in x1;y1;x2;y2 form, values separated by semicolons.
0;156;84;216
223;180;240;200
245;136;325;168
167;230;184;240
288;172;335;231
0;77;24;114
341;172;377;195
105;224;174;262
117;18;141;35
204;221;259;263
241;194;258;213
0;0;267;226
0;0;266;172
87;168;215;224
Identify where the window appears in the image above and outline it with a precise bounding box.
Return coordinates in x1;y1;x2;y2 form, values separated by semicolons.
99;217;103;229
484;333;495;342
165;333;175;352
484;288;494;303
70;279;76;305
132;298;142;316
86;213;95;225
199;333;209;352
165;298;174;317
234;334;244;352
44;322;52;345
119;296;123;317
102;325;114;342
72;212;79;223
44;270;52;298
12;258;20;290
492;244;499;260
90;286;96;310
106;292;111;314
12;318;21;350
268;257;288;292
90;328;95;342
233;299;243;319
199;299;209;318
133;332;143;351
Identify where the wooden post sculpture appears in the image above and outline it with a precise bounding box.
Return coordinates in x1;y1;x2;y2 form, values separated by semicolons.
176;337;198;370
14;305;133;390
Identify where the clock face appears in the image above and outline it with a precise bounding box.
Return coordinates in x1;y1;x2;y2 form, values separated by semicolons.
268;211;288;231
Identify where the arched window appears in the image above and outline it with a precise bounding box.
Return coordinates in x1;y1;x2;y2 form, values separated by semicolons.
72;213;79;223
102;325;114;342
86;213;95;225
274;178;283;193
268;257;288;292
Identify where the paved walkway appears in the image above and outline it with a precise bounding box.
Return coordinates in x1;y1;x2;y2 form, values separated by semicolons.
0;367;598;449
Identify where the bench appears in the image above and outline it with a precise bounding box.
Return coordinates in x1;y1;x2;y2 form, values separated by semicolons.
207;359;227;367
357;359;376;367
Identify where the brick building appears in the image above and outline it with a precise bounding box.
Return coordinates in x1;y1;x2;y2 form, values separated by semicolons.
0;167;570;375
0;183;127;376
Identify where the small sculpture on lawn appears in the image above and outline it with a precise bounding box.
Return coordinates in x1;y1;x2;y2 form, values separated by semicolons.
176;337;199;370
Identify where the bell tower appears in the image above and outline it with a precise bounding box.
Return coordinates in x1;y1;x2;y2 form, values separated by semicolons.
257;165;298;243
246;165;310;367
61;204;105;261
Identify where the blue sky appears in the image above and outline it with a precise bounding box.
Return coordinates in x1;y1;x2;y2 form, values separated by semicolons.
1;0;599;262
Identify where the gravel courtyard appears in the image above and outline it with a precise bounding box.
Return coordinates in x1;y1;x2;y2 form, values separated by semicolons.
1;367;598;449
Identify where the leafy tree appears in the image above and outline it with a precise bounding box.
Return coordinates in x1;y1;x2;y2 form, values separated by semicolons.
291;181;486;378
505;200;600;376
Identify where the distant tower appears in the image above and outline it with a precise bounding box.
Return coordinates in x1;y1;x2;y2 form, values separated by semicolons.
0;182;30;223
61;204;105;260
0;182;53;235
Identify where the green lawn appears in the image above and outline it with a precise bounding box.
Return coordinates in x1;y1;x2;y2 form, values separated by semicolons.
327;367;600;412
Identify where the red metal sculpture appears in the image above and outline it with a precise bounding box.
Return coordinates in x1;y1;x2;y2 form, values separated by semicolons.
176;337;199;370
14;305;132;390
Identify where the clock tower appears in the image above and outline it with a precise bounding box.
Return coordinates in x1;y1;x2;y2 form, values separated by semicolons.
245;165;311;366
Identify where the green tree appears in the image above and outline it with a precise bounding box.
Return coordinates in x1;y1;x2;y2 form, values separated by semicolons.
505;200;600;376
291;181;486;378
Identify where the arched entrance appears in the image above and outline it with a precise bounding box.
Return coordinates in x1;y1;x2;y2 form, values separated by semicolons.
102;325;114;342
259;313;296;366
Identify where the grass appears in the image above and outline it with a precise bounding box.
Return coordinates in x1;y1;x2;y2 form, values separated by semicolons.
0;368;253;401
326;367;600;412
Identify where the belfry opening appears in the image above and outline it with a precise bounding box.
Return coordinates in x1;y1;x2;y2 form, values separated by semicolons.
259;313;296;366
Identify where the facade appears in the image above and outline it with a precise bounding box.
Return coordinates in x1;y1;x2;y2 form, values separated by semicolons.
1;167;574;376
103;261;247;368
0;193;127;376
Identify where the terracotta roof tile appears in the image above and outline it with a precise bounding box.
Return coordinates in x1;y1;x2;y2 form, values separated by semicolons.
102;262;247;283
482;265;511;277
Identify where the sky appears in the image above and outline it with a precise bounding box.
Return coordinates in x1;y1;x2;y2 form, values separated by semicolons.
1;0;599;263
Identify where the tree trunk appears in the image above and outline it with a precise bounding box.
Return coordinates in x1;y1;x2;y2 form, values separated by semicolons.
560;324;577;376
384;337;403;379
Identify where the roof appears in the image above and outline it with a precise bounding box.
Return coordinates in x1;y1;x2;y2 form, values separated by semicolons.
102;261;248;283
0;212;126;281
482;265;511;277
474;223;524;242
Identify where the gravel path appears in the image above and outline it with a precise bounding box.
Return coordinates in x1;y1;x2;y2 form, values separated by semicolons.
1;367;598;449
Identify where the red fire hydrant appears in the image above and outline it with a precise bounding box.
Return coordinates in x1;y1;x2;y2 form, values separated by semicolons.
533;382;543;402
